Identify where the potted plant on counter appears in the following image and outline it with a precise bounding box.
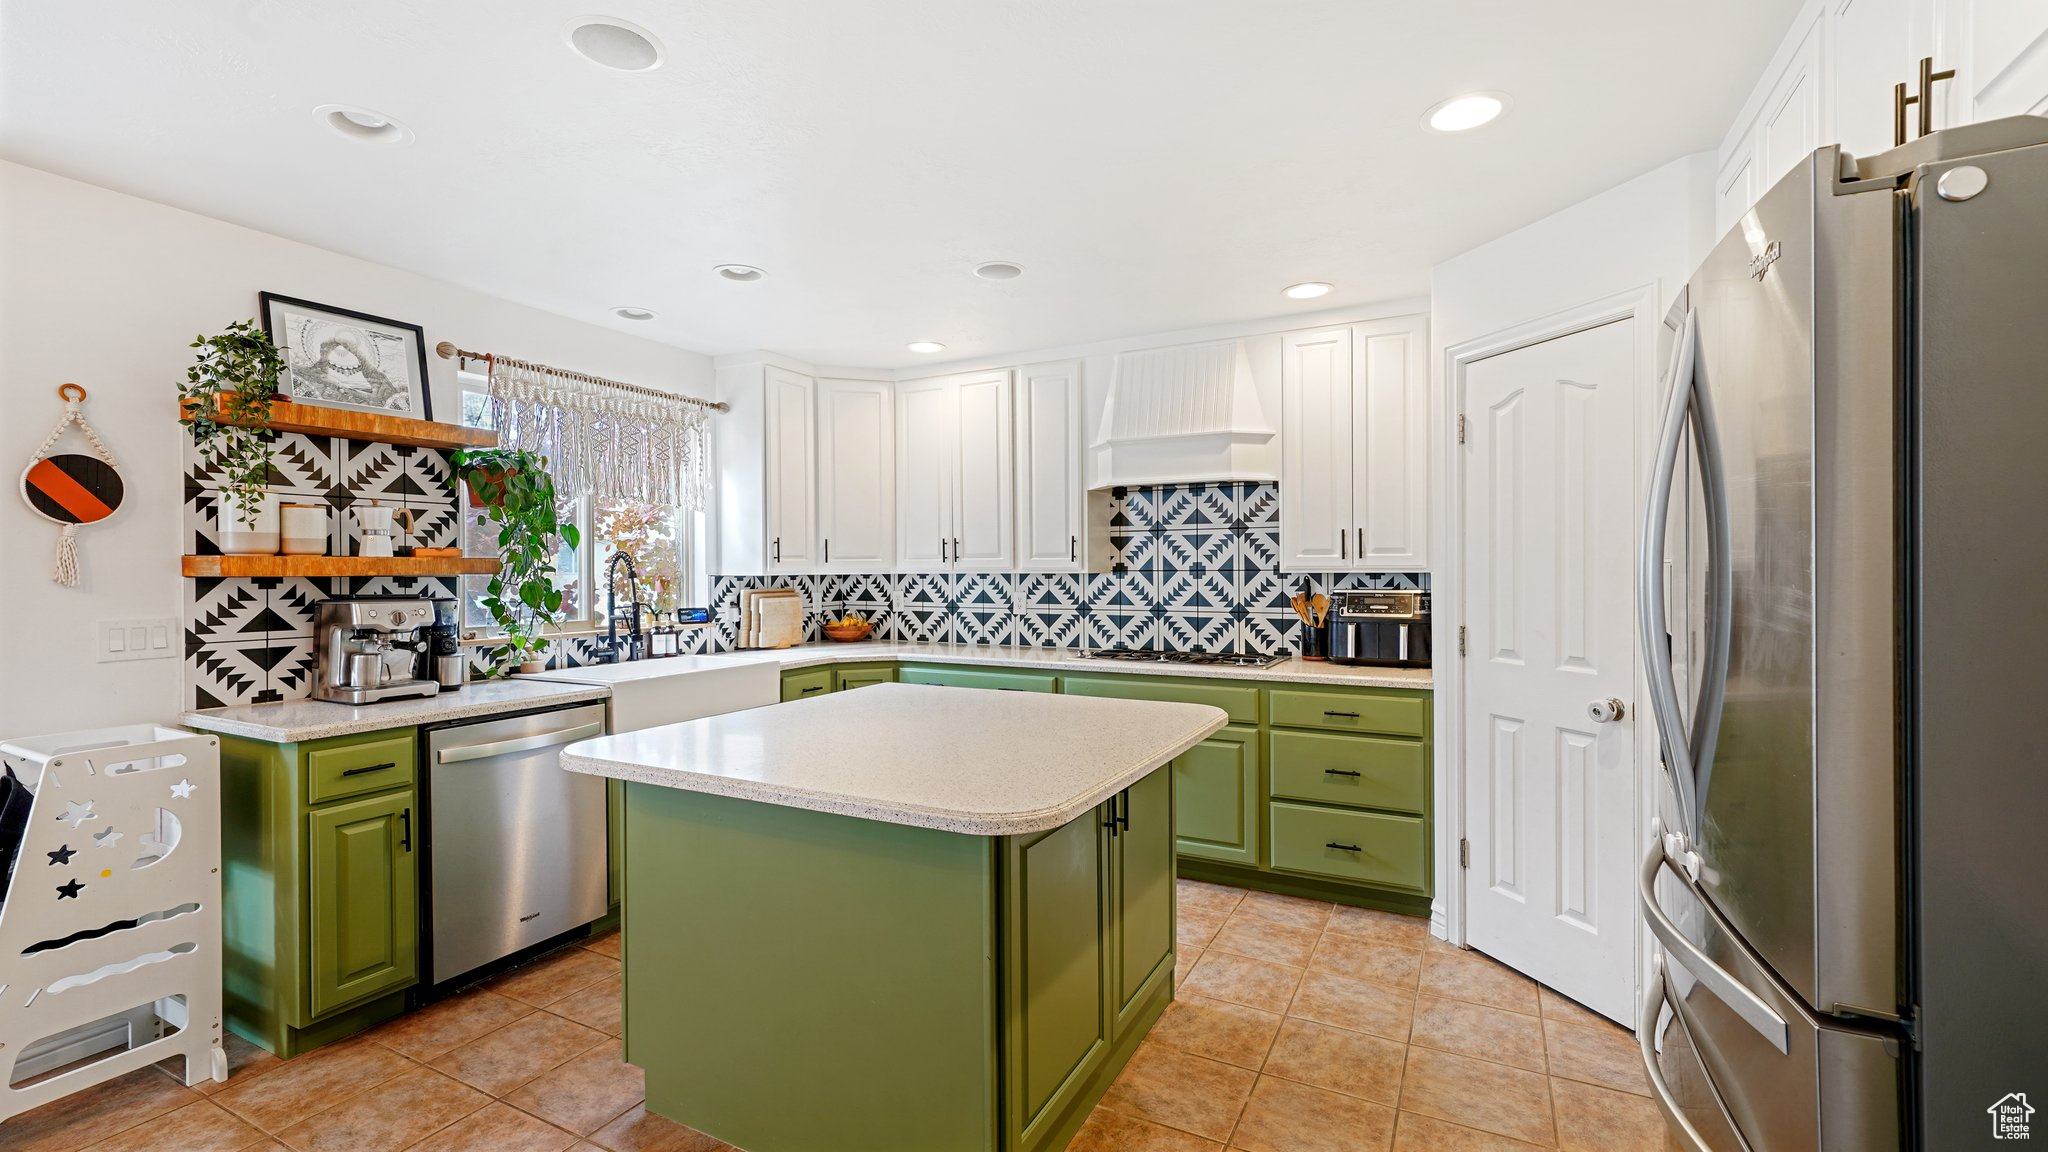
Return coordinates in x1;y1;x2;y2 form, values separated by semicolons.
452;447;579;676
179;320;284;553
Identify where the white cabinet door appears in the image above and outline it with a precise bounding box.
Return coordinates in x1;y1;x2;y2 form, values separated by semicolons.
816;379;894;571
895;377;955;569
1833;0;1926;161
1351;317;1429;571
763;365;817;571
1759;21;1825;188
1941;0;2048;124
1014;360;1083;572
950;369;1015;571
1279;327;1355;570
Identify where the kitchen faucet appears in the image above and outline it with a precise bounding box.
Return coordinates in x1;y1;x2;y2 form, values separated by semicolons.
602;550;646;662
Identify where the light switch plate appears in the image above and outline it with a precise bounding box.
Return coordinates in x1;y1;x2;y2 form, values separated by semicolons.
98;618;178;663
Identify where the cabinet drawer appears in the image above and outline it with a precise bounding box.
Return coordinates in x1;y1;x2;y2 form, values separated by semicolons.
834;668;896;692
898;665;1058;693
1269;687;1428;737
781;668;834;701
1269;802;1427;892
1268;730;1426;814
304;732;416;805
1061;675;1259;725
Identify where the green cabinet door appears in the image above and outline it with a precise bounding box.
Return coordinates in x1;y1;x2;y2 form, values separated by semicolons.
901;665;1059;693
307;790;418;1018
780;667;834;700
1173;725;1261;866
833;665;897;691
1004;802;1112;1152
1112;767;1175;1035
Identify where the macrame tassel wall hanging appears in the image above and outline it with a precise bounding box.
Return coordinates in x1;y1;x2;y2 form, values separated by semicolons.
20;384;124;587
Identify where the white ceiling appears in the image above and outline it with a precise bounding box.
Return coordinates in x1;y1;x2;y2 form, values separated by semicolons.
0;1;1796;368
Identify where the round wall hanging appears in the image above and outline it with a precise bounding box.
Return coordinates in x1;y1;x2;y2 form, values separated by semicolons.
20;384;124;586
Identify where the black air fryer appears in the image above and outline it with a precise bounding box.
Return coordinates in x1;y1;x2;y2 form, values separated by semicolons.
1326;591;1431;667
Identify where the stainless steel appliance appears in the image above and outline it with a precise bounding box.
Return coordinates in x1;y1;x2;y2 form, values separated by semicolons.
1325;590;1430;667
421;703;608;986
425;599;464;690
1077;648;1284;668
313;597;438;705
1637;118;2048;1151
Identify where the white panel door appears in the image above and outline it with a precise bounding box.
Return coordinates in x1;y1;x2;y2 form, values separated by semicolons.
1352;317;1429;571
1833;0;1923;161
895;377;955;569
1015;360;1083;572
1944;0;2048;122
763;365;817;571
1279;327;1354;570
1463;318;1639;1023
816;379;894;571
1760;22;1824;186
950;369;1015;571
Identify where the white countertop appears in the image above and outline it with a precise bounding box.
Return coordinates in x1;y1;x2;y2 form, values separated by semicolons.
561;681;1228;836
710;640;1435;689
179;679;612;743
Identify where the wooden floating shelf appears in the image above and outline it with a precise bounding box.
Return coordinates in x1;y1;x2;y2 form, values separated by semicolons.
180;397;498;450
181;555;500;578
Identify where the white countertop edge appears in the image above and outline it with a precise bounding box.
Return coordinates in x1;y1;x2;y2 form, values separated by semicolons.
562;707;1228;837
180;682;612;743
731;641;1434;689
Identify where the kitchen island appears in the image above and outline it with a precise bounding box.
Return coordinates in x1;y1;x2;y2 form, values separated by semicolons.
562;682;1228;1152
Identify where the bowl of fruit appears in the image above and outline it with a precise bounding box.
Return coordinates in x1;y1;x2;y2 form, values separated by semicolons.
823;612;875;642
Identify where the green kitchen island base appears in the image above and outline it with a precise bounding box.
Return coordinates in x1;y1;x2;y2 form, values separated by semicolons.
621;770;1176;1152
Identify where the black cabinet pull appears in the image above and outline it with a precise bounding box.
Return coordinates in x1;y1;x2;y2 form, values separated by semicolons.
400;807;413;852
772;536;781;563
1117;790;1130;832
824;539;830;563
342;761;396;777
801;685;824;694
1324;768;1362;778
1323;710;1360;718
1070;535;1077;562
1103;806;1120;837
1326;841;1361;853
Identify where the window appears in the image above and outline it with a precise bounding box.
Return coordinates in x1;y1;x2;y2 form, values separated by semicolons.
456;374;694;636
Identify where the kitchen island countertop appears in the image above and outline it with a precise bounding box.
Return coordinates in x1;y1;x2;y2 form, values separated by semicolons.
562;680;1228;835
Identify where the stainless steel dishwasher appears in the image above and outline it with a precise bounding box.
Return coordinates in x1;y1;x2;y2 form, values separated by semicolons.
422;702;609;986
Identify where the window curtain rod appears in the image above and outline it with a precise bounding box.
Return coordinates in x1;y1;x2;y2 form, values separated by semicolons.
433;341;728;413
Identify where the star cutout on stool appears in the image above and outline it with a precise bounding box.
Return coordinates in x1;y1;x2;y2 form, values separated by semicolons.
56;879;83;899
47;844;75;865
93;826;123;848
170;778;196;799
59;799;96;827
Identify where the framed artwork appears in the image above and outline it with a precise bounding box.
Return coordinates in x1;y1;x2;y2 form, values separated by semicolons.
260;292;432;420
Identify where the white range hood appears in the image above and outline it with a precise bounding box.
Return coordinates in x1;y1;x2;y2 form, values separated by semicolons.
1089;337;1276;489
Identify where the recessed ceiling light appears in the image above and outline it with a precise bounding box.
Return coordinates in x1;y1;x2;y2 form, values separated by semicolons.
312;104;412;145
973;261;1025;281
612;306;657;321
714;264;766;282
566;17;664;71
1282;282;1333;300
1424;92;1507;133
906;341;946;354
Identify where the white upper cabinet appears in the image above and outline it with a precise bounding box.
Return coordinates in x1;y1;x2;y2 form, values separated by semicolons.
1014;360;1084;572
1279;315;1429;572
1279;327;1354;569
815;379;894;572
895;370;1014;571
1940;0;2048;122
763;366;818;571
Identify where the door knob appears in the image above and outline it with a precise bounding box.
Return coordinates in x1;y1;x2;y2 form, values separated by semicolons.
1587;698;1627;723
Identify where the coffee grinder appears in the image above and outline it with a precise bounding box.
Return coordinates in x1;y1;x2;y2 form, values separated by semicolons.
427;598;465;690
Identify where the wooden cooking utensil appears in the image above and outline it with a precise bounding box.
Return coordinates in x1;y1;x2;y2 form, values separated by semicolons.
1310;593;1329;626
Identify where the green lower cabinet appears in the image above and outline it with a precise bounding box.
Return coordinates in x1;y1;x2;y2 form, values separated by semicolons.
306;790;418;1017
1005;802;1113;1152
1171;725;1261;866
833;663;897;692
899;664;1059;693
779;667;834;700
1111;766;1176;1034
1269;802;1428;892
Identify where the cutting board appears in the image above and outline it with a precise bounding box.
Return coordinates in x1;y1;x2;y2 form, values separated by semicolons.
740;588;802;649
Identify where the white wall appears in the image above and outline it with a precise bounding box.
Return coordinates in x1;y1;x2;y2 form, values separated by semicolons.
0;161;715;735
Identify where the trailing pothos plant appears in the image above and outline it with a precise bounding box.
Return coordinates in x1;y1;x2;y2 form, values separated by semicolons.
452;447;580;676
179;320;284;527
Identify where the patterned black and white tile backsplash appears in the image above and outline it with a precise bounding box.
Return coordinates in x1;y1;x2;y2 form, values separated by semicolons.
710;482;1425;656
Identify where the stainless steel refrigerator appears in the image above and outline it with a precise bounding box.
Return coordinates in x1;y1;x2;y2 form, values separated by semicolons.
1636;117;2048;1151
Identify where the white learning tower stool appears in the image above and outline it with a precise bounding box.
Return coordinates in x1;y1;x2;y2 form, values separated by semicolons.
0;725;226;1122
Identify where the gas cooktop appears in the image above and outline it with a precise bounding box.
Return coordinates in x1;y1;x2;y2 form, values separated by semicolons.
1077;648;1286;668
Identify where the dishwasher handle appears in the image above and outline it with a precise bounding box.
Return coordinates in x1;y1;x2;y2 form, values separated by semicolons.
436;721;604;764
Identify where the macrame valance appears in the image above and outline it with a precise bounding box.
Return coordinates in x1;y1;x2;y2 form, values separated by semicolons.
485;357;712;510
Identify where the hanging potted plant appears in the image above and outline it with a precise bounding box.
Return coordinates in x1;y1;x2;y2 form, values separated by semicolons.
451;447;580;675
179;320;284;553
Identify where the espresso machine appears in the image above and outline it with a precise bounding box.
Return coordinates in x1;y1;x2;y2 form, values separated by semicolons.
313;597;440;704
1325;590;1432;667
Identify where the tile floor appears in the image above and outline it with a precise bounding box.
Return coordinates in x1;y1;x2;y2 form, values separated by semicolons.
1;881;1671;1152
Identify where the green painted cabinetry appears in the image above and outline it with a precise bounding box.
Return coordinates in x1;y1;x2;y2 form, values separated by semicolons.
900;664;1059;693
1004;802;1112;1152
832;663;897;691
780;667;834;700
1110;767;1175;1035
220;728;420;1056
1168;725;1261;866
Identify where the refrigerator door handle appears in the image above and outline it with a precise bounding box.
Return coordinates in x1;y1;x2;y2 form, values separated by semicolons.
1685;336;1735;833
1640;955;1756;1152
1639;309;1704;840
1639;819;1791;1053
